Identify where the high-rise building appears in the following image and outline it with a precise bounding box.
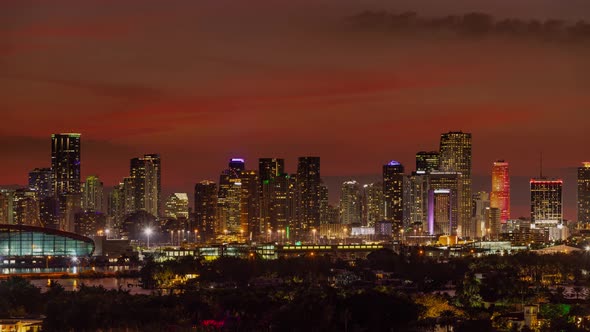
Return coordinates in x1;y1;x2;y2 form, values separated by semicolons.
416;151;440;173
428;171;462;235
530;178;563;227
239;170;260;237
363;182;384;227
487;207;501;240
82;175;103;212
578;162;590;225
439;131;472;238
130;154;161;218
383;161;404;223
428;189;453;235
28;168;53;200
319;183;329;225
13;189;40;227
108;183;126;236
259;158;285;234
51;133;81;197
472;192;490;238
217;159;245;234
164;193;189;220
404;173;429;232
194;180;218;242
297;157;321;234
0;189;14;224
340;181;361;225
491;160;510;223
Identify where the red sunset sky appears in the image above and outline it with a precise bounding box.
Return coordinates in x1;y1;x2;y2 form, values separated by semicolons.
1;0;589;219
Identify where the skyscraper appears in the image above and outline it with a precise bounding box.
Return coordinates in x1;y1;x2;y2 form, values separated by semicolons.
194;180;218;242
383;161;404;223
28;168;53;200
404;173;429;232
439;131;472;238
363;182;384;227
130;154;161;218
217;160;242;234
428;171;462;235
164;193;189;220
530;178;563;226
578;162;590;225
239;170;260;237
51;133;81;197
340;181;361;225
490;160;510;223
82;175;103;212
416;151;440;173
472;192;490;238
297;157;321;234
319;183;329;225
259;158;285;234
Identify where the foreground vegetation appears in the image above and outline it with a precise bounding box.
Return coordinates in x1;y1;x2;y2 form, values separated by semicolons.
2;249;590;331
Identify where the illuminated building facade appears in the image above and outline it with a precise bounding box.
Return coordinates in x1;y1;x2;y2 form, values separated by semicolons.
194;180;218;242
259;158;285;234
28;168;53;200
428;171;462;235
82;175;103;213
217;160;243;234
530;178;563;226
319;183;329;225
239;170;260;237
130;154;161;218
51;133;81;197
439;131;472;238
490;160;510;223
578;162;590;225
363;182;384;227
0;224;94;257
416;151;440;173
404;173;429;231
164;193;189;220
297;157;321;234
383;161;404;223
340;181;361;225
13;189;41;227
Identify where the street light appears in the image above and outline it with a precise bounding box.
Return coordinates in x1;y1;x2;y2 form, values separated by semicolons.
144;228;153;248
105;229;110;240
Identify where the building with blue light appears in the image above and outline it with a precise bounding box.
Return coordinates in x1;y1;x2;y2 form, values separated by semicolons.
0;224;94;258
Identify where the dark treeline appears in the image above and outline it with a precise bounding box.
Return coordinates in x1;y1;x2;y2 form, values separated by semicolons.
3;250;590;331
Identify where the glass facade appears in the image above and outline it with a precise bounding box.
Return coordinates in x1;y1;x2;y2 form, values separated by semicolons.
0;224;94;257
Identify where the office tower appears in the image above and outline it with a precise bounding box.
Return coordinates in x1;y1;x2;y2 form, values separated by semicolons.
74;211;106;237
28;168;53;199
486;207;501;240
297;157;321;233
428;171;462;235
13;189;40;226
319;183;329;225
194;180;218;242
285;174;299;235
530;178;563;226
428;189;453;235
383;161;404;223
439;131;472;238
39;197;59;229
259;158;285;234
108;184;125;236
271;173;289;232
0;189;14;224
218;159;243;234
122;177;136;216
51;133;81;197
416;151;440;173
239;170;259;237
491;160;510;223
340;181;361;225
472;192;490;238
130;154;161;218
82;175;103;212
404;173;429;232
164;193;189;220
363;182;384;227
578;162;590;225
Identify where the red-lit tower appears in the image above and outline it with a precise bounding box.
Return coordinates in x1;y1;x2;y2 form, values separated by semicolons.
490;160;510;223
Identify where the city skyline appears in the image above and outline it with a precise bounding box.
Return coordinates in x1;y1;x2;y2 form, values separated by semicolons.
1;1;589;220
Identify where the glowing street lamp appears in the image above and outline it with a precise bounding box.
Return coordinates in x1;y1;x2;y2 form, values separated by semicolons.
105;229;110;239
144;228;153;248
